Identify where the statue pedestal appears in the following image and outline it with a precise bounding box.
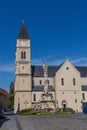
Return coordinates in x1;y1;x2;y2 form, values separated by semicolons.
40;92;56;111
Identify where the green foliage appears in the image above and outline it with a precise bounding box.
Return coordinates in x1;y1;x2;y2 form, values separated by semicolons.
8;95;14;106
19;108;38;115
63;108;75;113
40;111;51;115
8;82;14;107
19;109;51;115
55;108;75;114
55;111;66;114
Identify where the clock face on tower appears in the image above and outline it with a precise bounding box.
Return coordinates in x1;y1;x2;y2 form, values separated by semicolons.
21;41;26;47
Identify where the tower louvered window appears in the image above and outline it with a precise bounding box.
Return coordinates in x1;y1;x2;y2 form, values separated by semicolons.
24;52;26;59
21;51;26;59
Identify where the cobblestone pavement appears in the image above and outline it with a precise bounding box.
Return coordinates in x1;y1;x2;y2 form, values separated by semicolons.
0;115;18;130
1;114;87;130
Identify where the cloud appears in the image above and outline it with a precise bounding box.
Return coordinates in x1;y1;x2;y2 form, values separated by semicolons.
32;56;87;66
1;56;87;72
0;64;14;72
31;56;64;65
70;57;87;66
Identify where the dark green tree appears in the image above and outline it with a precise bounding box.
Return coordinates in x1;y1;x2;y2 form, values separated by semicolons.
8;82;14;108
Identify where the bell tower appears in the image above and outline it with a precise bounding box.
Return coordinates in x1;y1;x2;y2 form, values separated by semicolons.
14;21;32;113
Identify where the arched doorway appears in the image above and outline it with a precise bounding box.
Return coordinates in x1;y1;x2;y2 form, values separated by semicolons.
62;100;67;110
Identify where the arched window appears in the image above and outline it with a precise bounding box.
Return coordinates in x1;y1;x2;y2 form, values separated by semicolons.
24;52;26;59
21;52;24;59
82;93;85;100
21;51;26;59
73;78;76;86
33;94;36;101
75;99;77;103
40;80;42;85
61;78;64;86
48;80;49;85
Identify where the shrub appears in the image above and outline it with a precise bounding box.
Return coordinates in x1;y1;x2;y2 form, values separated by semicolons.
19;108;38;115
63;108;75;114
55;111;66;114
40;111;51;115
55;108;75;114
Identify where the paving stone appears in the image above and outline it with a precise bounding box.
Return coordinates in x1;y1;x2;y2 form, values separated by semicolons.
1;114;87;130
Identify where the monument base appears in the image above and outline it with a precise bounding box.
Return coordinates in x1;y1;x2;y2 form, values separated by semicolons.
32;92;56;111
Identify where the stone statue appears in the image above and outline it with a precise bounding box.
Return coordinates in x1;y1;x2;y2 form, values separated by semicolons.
43;62;48;94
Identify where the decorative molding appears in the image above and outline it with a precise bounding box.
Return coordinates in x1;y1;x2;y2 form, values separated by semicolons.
15;90;32;93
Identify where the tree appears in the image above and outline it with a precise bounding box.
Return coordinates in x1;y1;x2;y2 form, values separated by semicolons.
8;82;14;108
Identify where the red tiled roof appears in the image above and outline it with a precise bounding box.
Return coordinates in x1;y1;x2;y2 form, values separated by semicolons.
0;88;9;96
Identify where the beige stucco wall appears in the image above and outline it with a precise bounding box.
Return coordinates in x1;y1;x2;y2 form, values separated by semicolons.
14;91;32;113
55;60;82;112
15;75;31;91
32;77;54;87
81;78;87;85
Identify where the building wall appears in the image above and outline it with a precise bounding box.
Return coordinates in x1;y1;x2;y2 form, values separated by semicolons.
81;78;87;104
55;60;82;112
0;94;8;110
81;78;87;85
32;77;54;87
15;75;31;91
15;58;87;113
14;91;31;113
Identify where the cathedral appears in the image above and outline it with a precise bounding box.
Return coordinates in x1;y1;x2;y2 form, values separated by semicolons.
14;21;87;113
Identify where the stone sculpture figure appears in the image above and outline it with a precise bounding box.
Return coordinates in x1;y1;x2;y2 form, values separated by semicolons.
43;62;49;94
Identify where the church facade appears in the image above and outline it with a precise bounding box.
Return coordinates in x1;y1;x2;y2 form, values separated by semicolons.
14;22;87;113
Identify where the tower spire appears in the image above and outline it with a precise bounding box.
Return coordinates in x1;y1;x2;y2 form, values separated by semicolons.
17;20;30;40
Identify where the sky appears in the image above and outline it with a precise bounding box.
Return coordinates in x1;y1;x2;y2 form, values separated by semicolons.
0;0;87;92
